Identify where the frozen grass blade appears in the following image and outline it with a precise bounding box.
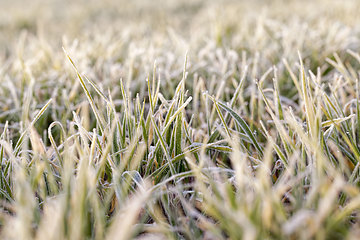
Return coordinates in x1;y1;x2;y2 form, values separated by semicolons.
63;48;106;133
216;100;263;156
14;98;52;156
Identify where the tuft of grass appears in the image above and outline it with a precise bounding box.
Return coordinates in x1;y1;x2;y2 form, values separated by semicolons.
1;0;360;239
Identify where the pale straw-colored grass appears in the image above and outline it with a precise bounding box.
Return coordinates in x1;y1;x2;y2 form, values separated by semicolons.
0;0;360;239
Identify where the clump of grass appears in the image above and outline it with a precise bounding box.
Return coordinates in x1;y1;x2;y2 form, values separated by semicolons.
1;0;360;239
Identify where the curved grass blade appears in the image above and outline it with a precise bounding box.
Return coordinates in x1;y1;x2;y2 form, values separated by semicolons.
14;98;52;156
63;47;106;133
217;101;263;156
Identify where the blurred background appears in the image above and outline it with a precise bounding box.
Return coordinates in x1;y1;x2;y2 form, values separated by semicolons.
1;0;360;54
1;0;360;102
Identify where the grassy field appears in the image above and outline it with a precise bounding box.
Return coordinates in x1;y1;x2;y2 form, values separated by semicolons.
1;0;360;239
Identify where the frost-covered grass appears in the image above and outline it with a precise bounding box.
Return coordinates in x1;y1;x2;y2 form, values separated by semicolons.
1;0;360;239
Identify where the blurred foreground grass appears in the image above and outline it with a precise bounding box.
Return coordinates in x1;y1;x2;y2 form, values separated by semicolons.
1;0;360;239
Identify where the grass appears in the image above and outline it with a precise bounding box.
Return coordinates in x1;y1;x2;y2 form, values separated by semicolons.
1;0;360;239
